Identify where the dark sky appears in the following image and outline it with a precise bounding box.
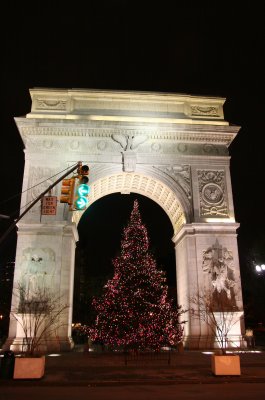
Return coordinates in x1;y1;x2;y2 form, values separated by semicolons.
1;3;265;313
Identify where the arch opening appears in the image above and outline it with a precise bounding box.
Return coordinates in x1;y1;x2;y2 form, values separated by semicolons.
73;193;176;326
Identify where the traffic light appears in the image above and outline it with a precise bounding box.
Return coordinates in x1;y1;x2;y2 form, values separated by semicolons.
77;164;89;180
74;165;90;210
60;178;76;205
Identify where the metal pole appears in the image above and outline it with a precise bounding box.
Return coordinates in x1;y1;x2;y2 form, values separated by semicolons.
0;161;82;246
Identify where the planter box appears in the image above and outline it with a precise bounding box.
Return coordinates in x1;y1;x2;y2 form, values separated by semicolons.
13;356;45;379
211;354;241;376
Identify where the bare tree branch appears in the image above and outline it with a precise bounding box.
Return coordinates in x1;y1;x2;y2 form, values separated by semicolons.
11;282;69;356
190;288;241;354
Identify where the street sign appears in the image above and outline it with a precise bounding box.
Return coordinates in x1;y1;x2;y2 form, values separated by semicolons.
41;196;57;215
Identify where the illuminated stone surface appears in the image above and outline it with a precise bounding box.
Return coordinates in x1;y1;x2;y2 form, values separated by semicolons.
5;88;244;351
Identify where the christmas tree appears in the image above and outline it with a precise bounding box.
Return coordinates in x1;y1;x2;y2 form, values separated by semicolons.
89;199;185;350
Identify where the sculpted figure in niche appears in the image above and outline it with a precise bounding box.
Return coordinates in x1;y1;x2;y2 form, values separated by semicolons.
202;241;235;300
20;248;56;300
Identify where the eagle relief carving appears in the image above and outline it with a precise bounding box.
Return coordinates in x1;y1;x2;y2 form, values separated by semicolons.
111;133;148;151
111;133;148;172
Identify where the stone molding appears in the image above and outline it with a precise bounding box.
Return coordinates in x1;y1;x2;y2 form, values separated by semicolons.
172;222;240;245
16;222;79;242
28;88;226;123
16;119;238;147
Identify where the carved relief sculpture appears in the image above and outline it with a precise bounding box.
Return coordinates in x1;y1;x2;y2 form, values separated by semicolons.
36;99;67;110
111;133;148;172
111;133;148;151
20;248;56;299
191;105;219;117
202;240;235;299
155;165;191;200
198;169;228;217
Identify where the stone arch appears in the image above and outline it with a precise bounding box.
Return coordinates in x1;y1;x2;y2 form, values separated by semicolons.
5;88;245;353
72;171;189;235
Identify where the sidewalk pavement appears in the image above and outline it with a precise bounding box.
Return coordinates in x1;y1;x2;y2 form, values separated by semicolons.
2;348;265;386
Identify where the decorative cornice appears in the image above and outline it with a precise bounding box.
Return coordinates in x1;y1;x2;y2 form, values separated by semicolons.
15;120;239;147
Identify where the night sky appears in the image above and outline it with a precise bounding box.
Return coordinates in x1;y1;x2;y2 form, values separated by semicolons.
1;3;265;323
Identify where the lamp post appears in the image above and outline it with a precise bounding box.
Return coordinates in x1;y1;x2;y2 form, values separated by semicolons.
255;264;265;274
252;262;265;347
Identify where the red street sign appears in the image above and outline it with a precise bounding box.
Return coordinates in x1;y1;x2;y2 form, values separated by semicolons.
41;196;57;215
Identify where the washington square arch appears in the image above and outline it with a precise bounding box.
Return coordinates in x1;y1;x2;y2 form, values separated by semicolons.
5;88;245;352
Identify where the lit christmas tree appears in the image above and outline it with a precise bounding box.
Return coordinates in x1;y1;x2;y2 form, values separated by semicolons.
89;199;185;350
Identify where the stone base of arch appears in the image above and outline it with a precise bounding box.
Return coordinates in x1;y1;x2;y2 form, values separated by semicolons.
183;311;246;351
4;335;75;354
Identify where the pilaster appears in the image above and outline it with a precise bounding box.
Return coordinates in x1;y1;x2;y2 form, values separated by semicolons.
173;223;244;349
5;222;78;353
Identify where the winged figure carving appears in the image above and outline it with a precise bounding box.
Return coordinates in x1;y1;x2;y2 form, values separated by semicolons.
111;134;129;150
130;135;148;150
111;134;148;151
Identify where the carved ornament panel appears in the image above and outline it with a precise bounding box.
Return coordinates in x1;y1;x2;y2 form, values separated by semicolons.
198;170;228;217
155;165;191;200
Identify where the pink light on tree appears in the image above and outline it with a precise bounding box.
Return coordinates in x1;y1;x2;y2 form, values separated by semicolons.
89;199;186;350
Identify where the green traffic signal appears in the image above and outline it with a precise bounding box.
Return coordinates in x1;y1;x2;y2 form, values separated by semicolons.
75;183;90;210
77;184;90;197
75;196;89;210
74;164;90;210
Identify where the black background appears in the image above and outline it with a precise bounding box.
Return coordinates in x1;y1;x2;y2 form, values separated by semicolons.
1;3;265;325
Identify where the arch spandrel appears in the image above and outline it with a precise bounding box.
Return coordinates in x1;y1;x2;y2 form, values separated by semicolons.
72;172;187;234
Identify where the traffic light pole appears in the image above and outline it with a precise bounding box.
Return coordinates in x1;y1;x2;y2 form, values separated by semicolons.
0;161;82;247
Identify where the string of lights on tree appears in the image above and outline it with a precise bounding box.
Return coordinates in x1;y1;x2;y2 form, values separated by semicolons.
88;199;186;350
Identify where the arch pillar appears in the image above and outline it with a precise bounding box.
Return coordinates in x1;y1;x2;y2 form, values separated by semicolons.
4;222;78;352
173;223;244;349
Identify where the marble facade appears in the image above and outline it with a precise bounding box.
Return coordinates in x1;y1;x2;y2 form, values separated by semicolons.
6;88;244;351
